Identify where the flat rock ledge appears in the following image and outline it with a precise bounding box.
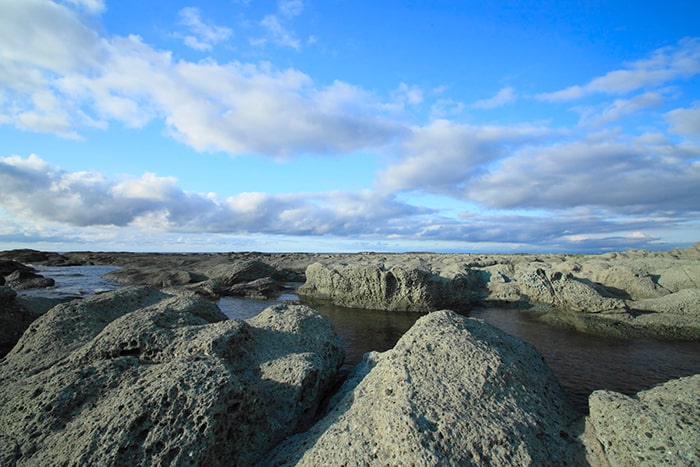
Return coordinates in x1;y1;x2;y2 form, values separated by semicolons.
0;287;344;466
264;310;587;466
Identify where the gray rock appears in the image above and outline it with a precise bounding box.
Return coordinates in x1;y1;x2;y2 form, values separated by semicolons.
265;310;584;466
298;262;484;311
1;261;55;290
585;374;700;466
103;267;203;287
205;260;280;287
0;286;42;357
0;287;344;466
515;263;628;313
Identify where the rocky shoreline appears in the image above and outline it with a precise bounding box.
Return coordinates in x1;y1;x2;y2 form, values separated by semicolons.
1;245;699;465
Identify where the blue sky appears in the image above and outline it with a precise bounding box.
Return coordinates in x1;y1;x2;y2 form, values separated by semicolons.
1;0;699;253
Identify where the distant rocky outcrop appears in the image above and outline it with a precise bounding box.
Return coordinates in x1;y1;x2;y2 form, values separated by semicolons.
584;374;700;466
298;243;700;340
264;310;586;465
0;287;344;466
298;261;485;311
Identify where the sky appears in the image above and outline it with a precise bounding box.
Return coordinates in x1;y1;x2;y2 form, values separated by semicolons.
1;0;699;253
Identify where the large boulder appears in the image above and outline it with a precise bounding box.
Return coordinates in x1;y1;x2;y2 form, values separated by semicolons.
264;310;585;465
0;287;344;466
585;374;700;466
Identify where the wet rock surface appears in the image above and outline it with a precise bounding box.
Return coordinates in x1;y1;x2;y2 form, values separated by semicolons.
0;287;344;466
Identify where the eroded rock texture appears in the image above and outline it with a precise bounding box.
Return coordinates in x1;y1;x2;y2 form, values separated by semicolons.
0;287;344;466
265;310;585;466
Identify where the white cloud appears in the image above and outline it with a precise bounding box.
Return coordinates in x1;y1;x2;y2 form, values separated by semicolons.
178;7;232;51
257;14;301;49
0;5;401;155
0;155;428;236
377;120;550;193
537;37;700;101
666;104;700;138
577;91;665;126
465;137;700;213
473;86;516;109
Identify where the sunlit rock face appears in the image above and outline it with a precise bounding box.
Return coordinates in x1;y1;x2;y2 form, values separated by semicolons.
0;287;344;466
264;310;586;466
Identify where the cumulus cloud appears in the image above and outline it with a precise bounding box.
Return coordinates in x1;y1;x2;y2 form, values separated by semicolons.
177;7;232;51
473;86;517;109
377;120;551;193
465;137;700;213
537;37;700;101
0;3;402;156
0;155;430;236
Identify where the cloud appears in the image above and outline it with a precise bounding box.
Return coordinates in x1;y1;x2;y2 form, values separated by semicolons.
473;86;517;109
256;14;301;49
577;91;665;126
0;155;430;236
537;37;700;101
278;0;304;18
60;0;104;13
377;120;550;193
177;7;232;51
2;154;693;253
465;136;700;213
666;104;700;138
252;0;305;49
0;3;403;156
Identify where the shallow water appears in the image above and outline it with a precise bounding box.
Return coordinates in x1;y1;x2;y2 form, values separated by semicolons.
18;264;122;298
19;266;700;414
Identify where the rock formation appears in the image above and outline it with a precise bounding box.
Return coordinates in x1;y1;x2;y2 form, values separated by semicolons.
297;243;700;339
584;374;700;466
0;287;344;466
0;260;55;290
264;310;586;465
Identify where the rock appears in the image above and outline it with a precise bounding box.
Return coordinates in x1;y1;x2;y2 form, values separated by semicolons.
205;260;280;287
227;277;283;299
1;261;55;290
298;262;484;311
264;310;584;466
103;267;204;288
585;374;700;466
0;249;73;265
515;263;628;313
0;288;344;466
0;286;43;357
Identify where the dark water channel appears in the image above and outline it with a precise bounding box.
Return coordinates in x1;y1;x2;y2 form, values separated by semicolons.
220;296;700;414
